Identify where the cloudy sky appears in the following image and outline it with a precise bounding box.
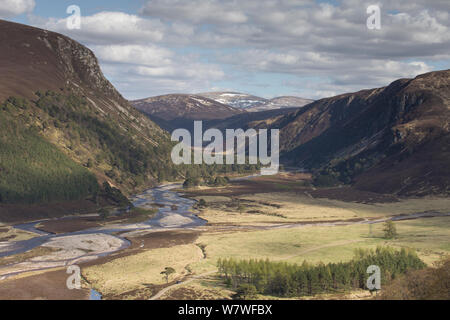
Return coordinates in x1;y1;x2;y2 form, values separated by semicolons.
1;0;449;100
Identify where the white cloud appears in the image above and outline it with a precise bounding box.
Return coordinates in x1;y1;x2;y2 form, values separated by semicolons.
138;0;450;58
83;43;225;99
38;11;165;45
107;53;225;99
0;0;35;18
28;0;450;99
102;62;225;99
141;0;248;24
32;11;227;99
134;63;224;80
220;48;432;97
90;44;173;67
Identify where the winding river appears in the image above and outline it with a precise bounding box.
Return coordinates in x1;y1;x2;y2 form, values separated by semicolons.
0;183;206;268
0;179;448;282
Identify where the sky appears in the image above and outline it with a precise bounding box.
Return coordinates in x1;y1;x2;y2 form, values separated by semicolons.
1;0;449;100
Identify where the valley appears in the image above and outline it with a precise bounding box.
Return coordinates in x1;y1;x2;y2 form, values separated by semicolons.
0;18;449;302
0;172;448;300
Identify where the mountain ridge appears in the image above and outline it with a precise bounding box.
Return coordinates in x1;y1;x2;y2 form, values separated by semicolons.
264;69;450;196
132;93;243;120
131;93;244;132
198;92;313;112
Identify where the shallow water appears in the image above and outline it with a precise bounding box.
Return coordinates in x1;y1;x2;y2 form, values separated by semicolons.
0;183;205;260
90;289;102;300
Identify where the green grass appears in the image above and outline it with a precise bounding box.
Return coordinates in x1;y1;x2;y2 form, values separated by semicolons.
191;217;450;274
84;244;203;296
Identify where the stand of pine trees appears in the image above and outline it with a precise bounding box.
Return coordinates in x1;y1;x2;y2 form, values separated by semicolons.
0;100;99;204
217;247;426;297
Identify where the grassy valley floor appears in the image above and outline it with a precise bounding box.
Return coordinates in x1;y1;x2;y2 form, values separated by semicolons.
0;173;449;300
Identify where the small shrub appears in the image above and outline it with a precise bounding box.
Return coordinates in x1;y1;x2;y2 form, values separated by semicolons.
98;208;110;220
383;220;398;239
183;177;200;188
233;284;258;300
198;199;207;207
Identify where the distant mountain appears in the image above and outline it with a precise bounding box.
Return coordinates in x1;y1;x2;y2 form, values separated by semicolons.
198;92;267;110
262;70;450;196
247;96;314;112
199;92;313;112
131;94;244;132
0;20;180;206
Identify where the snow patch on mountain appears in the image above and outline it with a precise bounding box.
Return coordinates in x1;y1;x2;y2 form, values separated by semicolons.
199;92;313;112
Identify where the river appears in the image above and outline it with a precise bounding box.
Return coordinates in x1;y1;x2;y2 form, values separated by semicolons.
0;179;448;286
0;183;206;265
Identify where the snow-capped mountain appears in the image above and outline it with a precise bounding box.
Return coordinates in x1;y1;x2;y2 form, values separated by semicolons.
198;92;268;110
130;94;243;131
199;92;313;112
132;94;242;121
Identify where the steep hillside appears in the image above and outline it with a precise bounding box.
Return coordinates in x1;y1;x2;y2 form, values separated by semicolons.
271;70;450;196
0;20;178;205
131;94;243;131
0;106;98;204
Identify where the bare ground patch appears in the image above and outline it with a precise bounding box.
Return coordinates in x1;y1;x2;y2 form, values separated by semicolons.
0;246;60;267
182;173;400;205
37;208;158;234
0;200;99;224
0;268;90;300
309;187;399;203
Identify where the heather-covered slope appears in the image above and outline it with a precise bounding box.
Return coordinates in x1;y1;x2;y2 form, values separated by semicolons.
0;20;178;204
268;70;450;196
